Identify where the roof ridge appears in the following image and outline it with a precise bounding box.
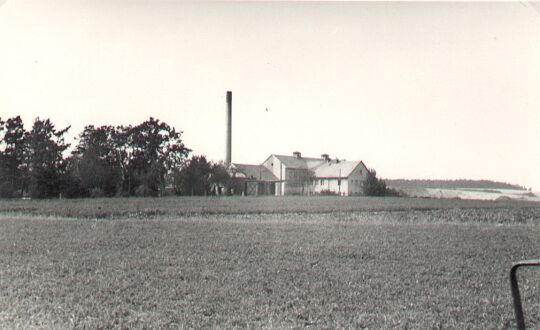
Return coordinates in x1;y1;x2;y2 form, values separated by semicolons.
274;154;324;160
233;162;262;166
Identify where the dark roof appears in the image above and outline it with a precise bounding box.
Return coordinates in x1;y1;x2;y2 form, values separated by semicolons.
232;163;279;182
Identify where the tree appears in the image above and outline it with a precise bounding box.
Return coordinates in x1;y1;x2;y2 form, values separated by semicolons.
362;168;387;196
174;156;230;196
0;116;27;197
72;125;122;197
1;116;191;198
110;125;132;195
25;118;70;198
125;118;190;196
62;156;87;198
298;169;316;195
174;155;213;196
209;161;233;195
285;168;316;195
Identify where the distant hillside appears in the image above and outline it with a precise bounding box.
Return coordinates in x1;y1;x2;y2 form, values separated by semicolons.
385;179;527;191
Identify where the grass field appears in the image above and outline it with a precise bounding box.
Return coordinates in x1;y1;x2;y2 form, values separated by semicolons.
1;197;540;329
1;196;540;220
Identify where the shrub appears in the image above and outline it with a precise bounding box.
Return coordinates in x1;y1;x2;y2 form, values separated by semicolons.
319;189;339;196
385;187;406;197
135;184;157;197
362;169;387;196
0;182;16;198
89;188;105;198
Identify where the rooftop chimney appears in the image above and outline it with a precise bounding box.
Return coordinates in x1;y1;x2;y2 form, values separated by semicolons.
293;151;302;159
225;91;232;166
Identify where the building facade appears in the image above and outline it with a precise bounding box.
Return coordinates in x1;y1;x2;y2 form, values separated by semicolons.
233;152;370;196
229;163;279;196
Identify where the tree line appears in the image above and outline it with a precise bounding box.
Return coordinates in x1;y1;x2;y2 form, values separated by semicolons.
385;179;527;191
0;116;232;198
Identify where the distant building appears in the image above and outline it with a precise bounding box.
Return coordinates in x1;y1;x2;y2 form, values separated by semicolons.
222;92;370;196
232;152;370;196
229;163;279;196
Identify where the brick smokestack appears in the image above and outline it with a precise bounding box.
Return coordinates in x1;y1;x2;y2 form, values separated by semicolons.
225;91;232;166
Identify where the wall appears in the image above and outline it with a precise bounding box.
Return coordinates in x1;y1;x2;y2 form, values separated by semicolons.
237;180;276;196
347;162;369;195
283;168;314;195
262;155;284;196
262;155;282;179
261;156;370;197
312;178;348;196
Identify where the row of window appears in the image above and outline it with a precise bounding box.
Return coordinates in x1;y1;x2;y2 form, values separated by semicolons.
314;179;342;186
311;179;362;185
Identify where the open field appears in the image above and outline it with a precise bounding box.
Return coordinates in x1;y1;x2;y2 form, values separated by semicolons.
1;196;540;220
387;186;540;202
1;197;540;329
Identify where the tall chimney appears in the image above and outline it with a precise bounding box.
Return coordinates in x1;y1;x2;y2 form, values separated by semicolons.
225;91;232;166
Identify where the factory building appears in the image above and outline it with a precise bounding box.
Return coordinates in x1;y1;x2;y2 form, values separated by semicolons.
257;152;368;196
223;91;370;196
229;152;369;196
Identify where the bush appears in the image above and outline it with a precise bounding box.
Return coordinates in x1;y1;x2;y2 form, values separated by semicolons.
115;189;131;198
0;182;18;198
362;169;387;197
62;177;88;198
135;184;157;197
89;188;105;198
175;156;231;196
159;187;176;197
319;189;339;196
385;187;405;197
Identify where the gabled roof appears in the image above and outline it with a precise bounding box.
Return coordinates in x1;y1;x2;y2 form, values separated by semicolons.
271;154;366;178
313;160;365;179
272;154;325;169
232;163;279;182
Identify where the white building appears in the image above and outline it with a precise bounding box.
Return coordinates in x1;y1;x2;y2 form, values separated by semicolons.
234;151;370;196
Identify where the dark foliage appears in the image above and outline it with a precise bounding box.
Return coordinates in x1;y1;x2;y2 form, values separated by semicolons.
385;187;405;197
174;156;230;196
0;116;27;197
209;161;233;194
319;189;339;196
67;118;190;198
0;116;191;199
123;118;191;196
362;168;387;197
385;179;527;191
62;162;87;199
71;125;123;197
25;118;70;199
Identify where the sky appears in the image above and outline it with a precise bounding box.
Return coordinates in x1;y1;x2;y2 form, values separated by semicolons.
1;1;540;189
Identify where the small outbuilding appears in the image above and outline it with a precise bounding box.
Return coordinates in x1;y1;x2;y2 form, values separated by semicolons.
230;163;279;196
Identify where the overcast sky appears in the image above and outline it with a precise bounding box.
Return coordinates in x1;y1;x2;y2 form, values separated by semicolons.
1;1;540;189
